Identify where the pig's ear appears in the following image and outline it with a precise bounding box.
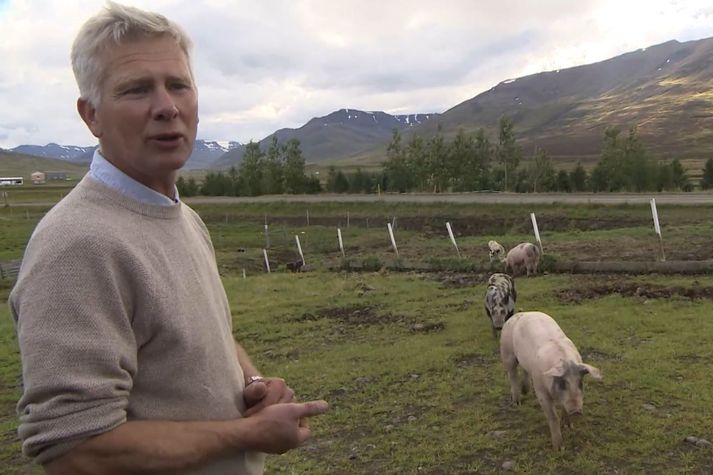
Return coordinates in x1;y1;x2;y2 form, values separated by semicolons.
544;363;566;378
580;364;603;380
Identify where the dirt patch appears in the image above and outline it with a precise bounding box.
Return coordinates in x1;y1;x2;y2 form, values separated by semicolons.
294;304;444;333
452;352;497;368
555;281;713;303
429;273;489;288
294;304;404;325
579;347;622;362
675;353;713;364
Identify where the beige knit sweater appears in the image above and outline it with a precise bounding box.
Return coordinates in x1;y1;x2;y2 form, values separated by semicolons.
10;176;264;474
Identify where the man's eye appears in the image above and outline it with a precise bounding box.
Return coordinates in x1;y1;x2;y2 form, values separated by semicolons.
123;86;148;95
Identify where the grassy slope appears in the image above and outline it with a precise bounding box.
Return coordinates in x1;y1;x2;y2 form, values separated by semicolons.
0;151;88;179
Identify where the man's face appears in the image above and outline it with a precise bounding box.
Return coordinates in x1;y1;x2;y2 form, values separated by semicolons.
79;35;198;196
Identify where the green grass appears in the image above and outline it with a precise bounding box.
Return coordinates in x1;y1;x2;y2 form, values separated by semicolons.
2;192;713;473
221;272;713;473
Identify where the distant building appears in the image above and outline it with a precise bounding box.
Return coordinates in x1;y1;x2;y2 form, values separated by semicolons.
31;171;46;184
45;171;68;181
31;171;70;184
0;177;23;186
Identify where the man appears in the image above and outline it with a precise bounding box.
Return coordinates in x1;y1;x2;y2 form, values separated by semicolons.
9;2;328;474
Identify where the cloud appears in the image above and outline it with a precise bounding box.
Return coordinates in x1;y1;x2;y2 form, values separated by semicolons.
1;0;711;148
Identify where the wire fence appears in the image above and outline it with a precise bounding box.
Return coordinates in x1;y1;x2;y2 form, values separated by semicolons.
0;260;21;280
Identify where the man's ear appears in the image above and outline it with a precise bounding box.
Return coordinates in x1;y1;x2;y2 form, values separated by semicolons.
77;98;102;138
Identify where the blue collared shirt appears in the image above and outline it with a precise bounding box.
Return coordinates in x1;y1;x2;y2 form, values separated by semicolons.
88;149;180;206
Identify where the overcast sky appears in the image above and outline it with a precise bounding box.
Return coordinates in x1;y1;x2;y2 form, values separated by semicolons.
1;0;711;149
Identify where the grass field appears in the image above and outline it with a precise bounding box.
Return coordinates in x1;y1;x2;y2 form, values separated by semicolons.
1;192;713;473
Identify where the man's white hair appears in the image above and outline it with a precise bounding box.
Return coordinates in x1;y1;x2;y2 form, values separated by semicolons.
71;1;193;106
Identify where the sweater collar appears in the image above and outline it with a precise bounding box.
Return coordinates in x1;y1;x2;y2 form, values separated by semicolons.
88;149;180;206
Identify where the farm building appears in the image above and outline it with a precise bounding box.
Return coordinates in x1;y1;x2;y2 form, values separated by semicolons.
31;172;46;184
31;171;69;184
46;171;68;181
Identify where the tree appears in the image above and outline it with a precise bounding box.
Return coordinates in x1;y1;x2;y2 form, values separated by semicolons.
238;141;264;196
656;162;674;191
326;167;350;193
176;176;199;197
450;129;483;192
472;128;493;190
304;175;322;194
383;129;413;192
700;158;713;190
592;127;624;191
349;168;374;193
283;139;307;194
569;162;587;192
623;127;655;192
670;159;690;191
496;116;521;191
407;134;428;191
556;170;571;192
426;126;449;192
261;136;284;195
200;172;231;196
528;147;556;192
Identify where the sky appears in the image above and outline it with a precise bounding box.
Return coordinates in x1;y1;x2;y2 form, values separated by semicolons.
1;0;712;149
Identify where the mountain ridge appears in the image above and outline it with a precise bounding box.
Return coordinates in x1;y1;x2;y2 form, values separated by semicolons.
6;35;713;171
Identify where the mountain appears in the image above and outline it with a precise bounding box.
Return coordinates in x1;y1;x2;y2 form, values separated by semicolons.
213;109;437;169
9;140;242;170
11;143;95;162
185;140;241;169
9;36;713;171
391;36;713;165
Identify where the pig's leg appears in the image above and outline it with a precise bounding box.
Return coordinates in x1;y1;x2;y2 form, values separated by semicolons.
535;388;563;450
500;326;521;405
521;370;531;396
561;407;572;429
501;354;521;404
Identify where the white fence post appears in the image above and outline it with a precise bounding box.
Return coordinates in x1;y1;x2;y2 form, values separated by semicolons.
530;212;543;255
263;249;271;273
446;222;460;258
295;235;305;265
337;228;345;258
650;198;665;261
387;222;399;258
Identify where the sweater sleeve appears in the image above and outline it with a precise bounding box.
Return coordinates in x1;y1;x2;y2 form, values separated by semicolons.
10;228;138;464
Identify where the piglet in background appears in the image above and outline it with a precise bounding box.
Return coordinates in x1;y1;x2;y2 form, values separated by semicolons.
484;273;516;339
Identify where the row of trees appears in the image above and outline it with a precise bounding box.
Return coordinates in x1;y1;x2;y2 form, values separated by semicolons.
181;118;713;196
381;118;701;193
177;136;321;197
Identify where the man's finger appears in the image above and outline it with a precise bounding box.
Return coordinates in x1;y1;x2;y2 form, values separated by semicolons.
295;400;329;418
243;381;267;403
296;426;312;444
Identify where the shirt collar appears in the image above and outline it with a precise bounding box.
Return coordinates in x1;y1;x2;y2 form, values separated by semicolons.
88;149;180;206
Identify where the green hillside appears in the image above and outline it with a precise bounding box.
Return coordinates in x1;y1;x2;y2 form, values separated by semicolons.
0;151;88;180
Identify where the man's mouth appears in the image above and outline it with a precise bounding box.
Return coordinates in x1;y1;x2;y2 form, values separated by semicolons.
150;133;183;142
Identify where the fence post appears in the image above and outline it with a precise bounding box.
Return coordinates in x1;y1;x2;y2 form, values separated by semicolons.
650;198;665;261
446;222;460;258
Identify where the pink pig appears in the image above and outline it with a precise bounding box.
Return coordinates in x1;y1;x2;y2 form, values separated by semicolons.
505;242;541;277
500;311;602;450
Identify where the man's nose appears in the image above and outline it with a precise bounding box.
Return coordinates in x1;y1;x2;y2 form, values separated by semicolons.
153;88;179;120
